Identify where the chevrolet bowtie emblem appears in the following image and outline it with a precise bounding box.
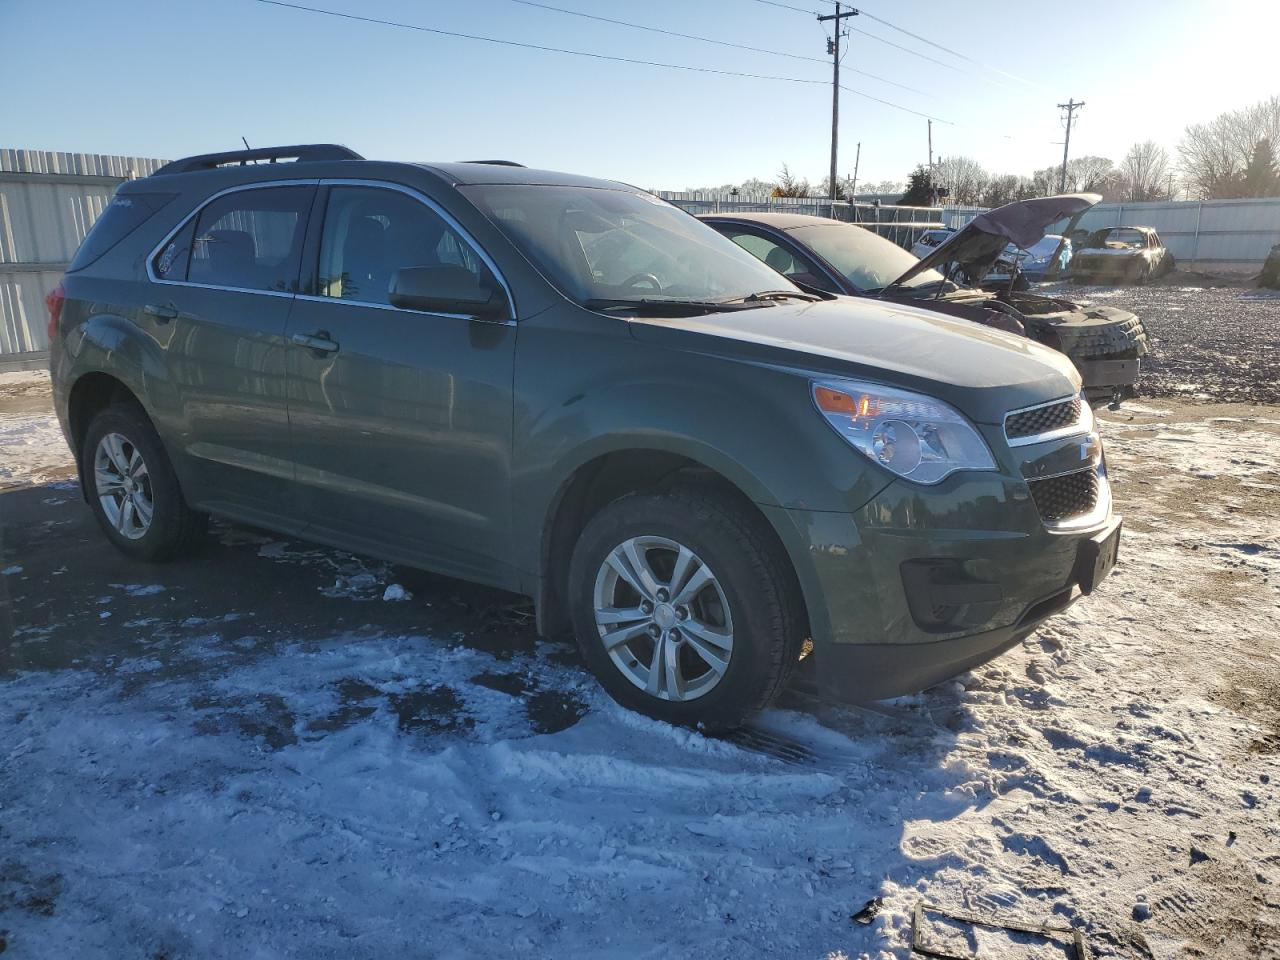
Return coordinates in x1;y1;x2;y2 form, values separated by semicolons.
1080;433;1102;464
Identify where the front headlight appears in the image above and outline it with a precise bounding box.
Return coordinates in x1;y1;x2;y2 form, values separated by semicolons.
811;379;996;484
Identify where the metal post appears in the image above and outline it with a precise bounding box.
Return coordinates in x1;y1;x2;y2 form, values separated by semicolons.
1191;201;1203;270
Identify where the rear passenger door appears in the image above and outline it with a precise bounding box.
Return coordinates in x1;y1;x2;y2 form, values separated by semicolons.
148;182;316;529
283;182;517;585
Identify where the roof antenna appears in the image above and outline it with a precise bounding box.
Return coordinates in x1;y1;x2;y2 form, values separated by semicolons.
241;136;251;150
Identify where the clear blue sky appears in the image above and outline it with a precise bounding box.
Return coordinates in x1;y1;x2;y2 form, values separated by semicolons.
2;0;1276;190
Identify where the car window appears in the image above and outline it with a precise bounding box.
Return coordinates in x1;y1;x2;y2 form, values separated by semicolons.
72;192;176;272
185;188;309;291
464;184;796;305
787;223;949;292
1101;228;1147;250
168;186;311;292
719;229;840;294
317;186;490;307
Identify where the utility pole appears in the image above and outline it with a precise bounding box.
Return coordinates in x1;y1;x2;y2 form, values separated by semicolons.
1058;98;1084;193
927;119;936;205
850;141;861;198
818;3;859;201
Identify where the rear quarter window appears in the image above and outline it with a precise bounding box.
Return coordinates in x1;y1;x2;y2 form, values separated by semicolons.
68;193;176;272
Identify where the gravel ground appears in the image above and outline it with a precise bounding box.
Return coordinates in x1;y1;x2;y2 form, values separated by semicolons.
1;360;1278;957
1042;275;1280;404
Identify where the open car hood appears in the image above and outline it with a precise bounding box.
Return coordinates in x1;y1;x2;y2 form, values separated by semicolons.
889;193;1100;290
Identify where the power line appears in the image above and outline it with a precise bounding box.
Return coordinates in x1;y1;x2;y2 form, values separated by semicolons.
251;0;949;121
846;25;964;74
839;85;946;123
744;0;1039;90
854;9;972;67
254;0;824;84
503;0;926;94
508;0;824;63
742;0;820;13
849;7;1042;88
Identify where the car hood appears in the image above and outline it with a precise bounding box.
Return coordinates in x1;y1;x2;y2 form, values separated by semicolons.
627;297;1080;425
891;193;1101;289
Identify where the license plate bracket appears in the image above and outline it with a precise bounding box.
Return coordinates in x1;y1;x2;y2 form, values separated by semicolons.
1076;518;1122;595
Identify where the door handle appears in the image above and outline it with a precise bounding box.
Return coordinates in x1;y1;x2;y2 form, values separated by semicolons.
291;331;340;354
143;302;178;322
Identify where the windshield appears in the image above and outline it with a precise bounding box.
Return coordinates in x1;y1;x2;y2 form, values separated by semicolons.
787;223;948;292
1090;228;1146;250
464;184;800;306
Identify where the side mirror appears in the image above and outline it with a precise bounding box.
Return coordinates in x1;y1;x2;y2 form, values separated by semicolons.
388;265;509;321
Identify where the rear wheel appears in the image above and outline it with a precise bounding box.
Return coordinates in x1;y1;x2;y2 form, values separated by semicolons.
82;404;206;561
568;490;804;730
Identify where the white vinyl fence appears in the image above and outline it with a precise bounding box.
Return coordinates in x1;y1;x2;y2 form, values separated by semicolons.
658;191;985;249
1057;198;1280;273
0;149;165;365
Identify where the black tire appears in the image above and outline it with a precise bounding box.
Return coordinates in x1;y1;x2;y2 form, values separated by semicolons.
1052;309;1149;360
568;489;804;730
82;403;206;561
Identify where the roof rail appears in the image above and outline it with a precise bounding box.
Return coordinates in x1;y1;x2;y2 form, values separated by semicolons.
462;159;526;167
152;144;364;177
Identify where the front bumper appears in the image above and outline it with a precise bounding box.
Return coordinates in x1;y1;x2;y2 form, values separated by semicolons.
762;428;1117;703
1079;357;1141;389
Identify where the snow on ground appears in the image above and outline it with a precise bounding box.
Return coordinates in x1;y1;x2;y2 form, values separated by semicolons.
0;370;73;490
1;383;1278;958
0;413;72;489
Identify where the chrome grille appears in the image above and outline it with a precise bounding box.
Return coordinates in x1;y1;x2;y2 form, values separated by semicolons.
1005;397;1083;444
1027;468;1099;524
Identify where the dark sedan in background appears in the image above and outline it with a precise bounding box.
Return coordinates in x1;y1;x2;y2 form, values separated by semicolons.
700;196;1150;406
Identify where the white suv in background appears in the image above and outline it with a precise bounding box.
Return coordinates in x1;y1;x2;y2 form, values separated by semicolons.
910;228;954;259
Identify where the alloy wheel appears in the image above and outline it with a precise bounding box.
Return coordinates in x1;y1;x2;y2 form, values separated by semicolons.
592;535;734;702
94;432;154;541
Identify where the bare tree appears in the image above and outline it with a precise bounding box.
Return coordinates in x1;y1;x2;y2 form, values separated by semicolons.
1120;141;1171;202
1064;156;1116;193
1179;95;1280;199
934;155;989;204
980;173;1037;207
771;163;811;198
817;175;855;201
1028;166;1061;198
865;179;905;196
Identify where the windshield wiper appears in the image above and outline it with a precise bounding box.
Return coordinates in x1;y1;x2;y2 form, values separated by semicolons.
583;298;765;315
736;290;820;303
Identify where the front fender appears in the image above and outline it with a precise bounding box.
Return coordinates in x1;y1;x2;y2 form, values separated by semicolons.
509;315;892;582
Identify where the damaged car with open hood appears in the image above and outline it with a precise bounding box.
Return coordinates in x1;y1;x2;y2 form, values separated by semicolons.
701;193;1149;407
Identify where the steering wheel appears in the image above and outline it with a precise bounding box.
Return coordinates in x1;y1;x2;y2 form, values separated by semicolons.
622;273;662;291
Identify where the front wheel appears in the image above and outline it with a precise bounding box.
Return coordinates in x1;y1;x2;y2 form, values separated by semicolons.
568;490;804;730
82;403;206;561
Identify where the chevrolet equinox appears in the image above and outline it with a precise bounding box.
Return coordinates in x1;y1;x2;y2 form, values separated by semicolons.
47;144;1122;729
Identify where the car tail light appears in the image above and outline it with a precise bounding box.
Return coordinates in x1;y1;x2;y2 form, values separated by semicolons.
45;281;65;341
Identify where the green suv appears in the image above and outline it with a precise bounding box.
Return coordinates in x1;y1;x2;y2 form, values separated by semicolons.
48;144;1121;729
